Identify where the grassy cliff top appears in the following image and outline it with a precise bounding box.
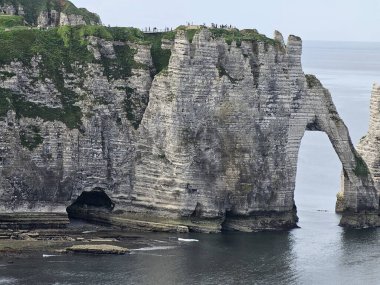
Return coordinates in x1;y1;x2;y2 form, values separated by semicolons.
0;0;101;26
0;25;282;78
159;26;279;46
0;15;23;28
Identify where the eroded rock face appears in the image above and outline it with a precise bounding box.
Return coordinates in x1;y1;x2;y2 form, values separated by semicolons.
355;84;380;190
37;11;91;28
339;84;380;227
0;36;153;214
131;30;378;231
0;4;16;15
0;28;377;231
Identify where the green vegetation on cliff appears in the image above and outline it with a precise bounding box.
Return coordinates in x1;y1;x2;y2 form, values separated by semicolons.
353;154;370;177
160;26;279;47
209;28;278;47
0;0;100;26
0;26;96;128
106;27;171;74
0;23;280;130
0;25;172;129
0;88;81;129
305;74;321;89
0;15;24;28
60;1;101;24
1;0;48;25
19;125;43;151
143;33;171;74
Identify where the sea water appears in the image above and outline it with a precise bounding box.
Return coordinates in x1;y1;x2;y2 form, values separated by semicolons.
1;41;380;285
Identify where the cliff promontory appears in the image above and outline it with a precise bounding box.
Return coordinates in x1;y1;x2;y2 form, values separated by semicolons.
0;0;101;28
0;14;378;231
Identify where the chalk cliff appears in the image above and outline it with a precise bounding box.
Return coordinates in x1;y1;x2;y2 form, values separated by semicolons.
0;22;377;231
355;84;380;189
338;84;380;227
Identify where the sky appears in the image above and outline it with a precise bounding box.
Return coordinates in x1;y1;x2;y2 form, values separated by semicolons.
71;0;380;42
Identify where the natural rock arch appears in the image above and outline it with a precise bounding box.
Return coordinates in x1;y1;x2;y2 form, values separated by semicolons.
292;76;379;227
131;30;379;231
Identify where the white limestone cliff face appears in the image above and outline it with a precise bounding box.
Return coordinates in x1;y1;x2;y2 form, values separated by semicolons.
0;4;16;15
130;30;378;231
338;84;380;226
37;11;98;28
37;10;61;28
356;84;380;189
0;28;377;231
58;13;87;27
0;38;153;214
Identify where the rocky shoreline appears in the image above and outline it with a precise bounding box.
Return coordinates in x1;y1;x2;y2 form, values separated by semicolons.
0;220;148;258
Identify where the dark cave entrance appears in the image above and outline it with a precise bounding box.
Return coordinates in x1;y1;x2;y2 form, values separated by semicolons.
66;188;115;221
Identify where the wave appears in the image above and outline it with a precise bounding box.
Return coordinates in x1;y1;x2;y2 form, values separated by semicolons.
43;254;60;258
178;238;199;242
131;246;177;251
0;277;17;284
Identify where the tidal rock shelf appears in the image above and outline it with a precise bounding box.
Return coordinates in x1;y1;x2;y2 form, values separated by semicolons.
66;244;129;255
0;213;69;230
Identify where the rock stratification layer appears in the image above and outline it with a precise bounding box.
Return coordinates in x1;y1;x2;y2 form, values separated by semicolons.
0;25;377;232
339;84;380;228
131;30;378;231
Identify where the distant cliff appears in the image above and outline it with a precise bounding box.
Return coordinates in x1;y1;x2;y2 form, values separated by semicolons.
0;19;377;231
0;0;101;27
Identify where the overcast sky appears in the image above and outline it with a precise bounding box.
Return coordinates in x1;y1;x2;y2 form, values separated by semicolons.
71;0;380;42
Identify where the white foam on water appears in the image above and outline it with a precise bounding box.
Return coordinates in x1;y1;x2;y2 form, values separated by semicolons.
153;240;167;243
43;254;60;258
178;238;199;242
130;252;164;257
81;230;96;234
131;246;177;251
0;277;17;284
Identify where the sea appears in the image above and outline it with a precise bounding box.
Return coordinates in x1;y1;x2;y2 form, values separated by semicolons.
1;41;380;285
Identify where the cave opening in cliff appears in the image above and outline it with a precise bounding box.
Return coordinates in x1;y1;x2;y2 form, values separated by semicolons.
295;131;341;220
66;188;115;221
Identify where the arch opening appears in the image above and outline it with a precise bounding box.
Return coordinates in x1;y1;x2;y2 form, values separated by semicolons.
295;131;341;224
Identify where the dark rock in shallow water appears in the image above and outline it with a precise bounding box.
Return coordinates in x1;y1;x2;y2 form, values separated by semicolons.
222;209;299;232
66;244;129;255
